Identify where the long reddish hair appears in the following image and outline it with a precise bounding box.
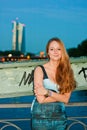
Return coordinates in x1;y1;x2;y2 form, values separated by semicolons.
46;37;76;94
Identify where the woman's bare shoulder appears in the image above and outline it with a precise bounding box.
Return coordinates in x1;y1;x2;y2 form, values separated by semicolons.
34;65;46;74
34;66;44;82
34;66;42;72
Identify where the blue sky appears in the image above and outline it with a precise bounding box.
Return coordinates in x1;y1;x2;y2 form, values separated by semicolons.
0;0;87;53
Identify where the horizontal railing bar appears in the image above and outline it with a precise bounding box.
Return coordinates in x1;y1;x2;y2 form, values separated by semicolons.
67;116;87;119
66;102;87;106
0;116;87;122
0;119;31;122
0;104;31;108
0;102;87;108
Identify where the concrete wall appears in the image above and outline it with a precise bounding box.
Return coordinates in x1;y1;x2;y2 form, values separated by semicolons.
0;59;87;98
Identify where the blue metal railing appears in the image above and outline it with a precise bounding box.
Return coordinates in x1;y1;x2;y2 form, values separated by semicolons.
0;90;87;130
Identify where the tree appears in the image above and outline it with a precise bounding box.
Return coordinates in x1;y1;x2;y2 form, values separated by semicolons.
67;39;87;57
77;39;87;56
67;48;79;57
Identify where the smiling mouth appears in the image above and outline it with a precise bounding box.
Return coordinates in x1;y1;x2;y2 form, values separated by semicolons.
53;55;59;57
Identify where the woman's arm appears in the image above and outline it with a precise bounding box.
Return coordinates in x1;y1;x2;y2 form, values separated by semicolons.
44;91;71;104
34;66;57;103
51;91;71;104
35;84;71;104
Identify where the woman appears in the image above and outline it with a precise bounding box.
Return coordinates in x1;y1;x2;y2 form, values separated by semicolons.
31;37;76;130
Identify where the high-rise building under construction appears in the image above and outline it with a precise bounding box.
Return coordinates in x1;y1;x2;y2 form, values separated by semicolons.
12;19;25;53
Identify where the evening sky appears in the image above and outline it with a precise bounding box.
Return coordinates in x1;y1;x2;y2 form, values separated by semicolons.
0;0;87;53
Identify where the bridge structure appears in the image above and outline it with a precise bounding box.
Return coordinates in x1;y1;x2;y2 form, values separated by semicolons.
0;58;87;130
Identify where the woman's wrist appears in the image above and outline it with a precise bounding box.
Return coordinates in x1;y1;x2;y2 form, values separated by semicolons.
48;90;52;96
44;90;52;97
44;90;49;97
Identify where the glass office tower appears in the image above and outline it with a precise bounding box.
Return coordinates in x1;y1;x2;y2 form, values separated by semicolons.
12;20;25;53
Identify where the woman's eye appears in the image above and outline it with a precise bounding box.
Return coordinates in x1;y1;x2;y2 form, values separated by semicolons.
50;48;53;50
49;48;61;51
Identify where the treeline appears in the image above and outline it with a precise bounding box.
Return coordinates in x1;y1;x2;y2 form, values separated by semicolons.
0;50;22;56
67;39;87;57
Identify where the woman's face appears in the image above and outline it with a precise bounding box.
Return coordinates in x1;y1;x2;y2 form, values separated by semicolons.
48;40;62;61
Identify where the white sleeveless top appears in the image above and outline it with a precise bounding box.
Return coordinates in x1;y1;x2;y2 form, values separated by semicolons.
43;79;59;93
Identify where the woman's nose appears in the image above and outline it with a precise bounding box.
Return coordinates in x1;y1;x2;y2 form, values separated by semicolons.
54;49;58;53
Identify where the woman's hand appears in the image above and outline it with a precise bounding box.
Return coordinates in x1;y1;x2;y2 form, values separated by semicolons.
34;83;47;96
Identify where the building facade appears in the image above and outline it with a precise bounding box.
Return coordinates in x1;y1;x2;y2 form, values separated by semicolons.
12;20;25;53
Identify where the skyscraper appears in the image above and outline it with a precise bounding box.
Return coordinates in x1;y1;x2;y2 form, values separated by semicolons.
12;19;25;53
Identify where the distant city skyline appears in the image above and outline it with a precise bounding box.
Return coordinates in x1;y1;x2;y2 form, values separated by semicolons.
0;0;87;53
